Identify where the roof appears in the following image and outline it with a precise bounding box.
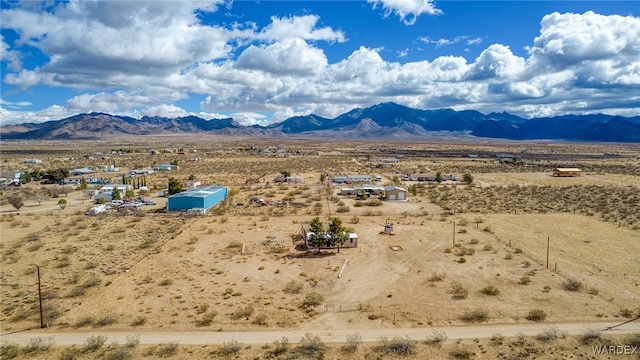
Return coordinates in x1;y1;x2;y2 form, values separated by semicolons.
554;168;582;171
385;186;406;191
169;185;226;199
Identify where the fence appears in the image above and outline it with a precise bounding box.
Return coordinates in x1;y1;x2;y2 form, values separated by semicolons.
324;302;362;313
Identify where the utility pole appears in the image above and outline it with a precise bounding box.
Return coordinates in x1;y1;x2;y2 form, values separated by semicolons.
546;237;550;270
36;265;44;328
452;221;456;247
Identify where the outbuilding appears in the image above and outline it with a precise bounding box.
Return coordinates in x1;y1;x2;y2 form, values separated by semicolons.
167;185;227;214
553;168;582;177
385;186;407;200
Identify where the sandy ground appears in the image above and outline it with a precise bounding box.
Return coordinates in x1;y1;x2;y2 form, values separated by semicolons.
1;140;639;359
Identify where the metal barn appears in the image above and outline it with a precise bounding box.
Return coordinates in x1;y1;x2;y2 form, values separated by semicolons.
167;185;227;213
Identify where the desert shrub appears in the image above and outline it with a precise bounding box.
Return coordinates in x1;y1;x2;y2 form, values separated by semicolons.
231;306;253;320
227;240;242;248
336;205;350;213
154;342;179;358
626;332;640;349
580;327;602;344
563;278;583;292
468;238;479;244
297;333;326;358
0;343;20;359
367;199;383;206
619;308;635;318
24;336;55;353
460;309;489;323
84;335;108;352
378;336;414;356
482;244;493;251
196;303;209;314
74;316;94;328
252;313;268;326
353;201;364;207
284;280;304;294
272;337;289;355
518;276;531;285
83;277;102;288
302;292;324;307
429;272;446;281
344;332;362;352
59;347;81;360
457;228;467;234
457;257;466;263
526;309;547;322
196;311;217;326
536;326;566;342
425;329;448;346
489;333;504;346
220;340;243;355
159;279;173;286
449;347;475;359
130;316;146;327
450;282;468;300
94;315;117;327
480;285;500;296
350;215;360;224
514;247;523;253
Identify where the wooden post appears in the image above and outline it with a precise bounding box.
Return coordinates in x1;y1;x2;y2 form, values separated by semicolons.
546;237;550;270
36;265;44;329
452;221;456;247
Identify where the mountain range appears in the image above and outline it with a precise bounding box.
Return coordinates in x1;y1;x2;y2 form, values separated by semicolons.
2;102;640;142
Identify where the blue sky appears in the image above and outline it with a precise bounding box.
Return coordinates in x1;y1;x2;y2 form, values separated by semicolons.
1;0;639;126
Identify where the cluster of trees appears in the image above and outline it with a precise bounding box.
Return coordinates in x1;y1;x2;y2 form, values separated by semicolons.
16;168;70;184
121;174;147;189
306;217;354;253
168;178;183;195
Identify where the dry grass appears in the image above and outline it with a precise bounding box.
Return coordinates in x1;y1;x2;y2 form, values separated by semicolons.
1;138;639;358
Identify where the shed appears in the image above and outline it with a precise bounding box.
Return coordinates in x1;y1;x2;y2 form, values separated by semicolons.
167;185;227;213
553;168;582;177
385;186;407;200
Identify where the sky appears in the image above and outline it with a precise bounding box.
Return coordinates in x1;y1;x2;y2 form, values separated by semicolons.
1;0;639;126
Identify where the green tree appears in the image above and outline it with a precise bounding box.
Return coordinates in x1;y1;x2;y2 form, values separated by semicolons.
57;198;67;210
319;173;326;183
45;168;69;182
20;171;32;184
280;170;291;178
408;184;418;196
125;187;135;198
463;172;474;184
168;178;183;195
435;171;443;184
188;174;196;180
78;177;88;190
327;217;349;253
7;194;24;212
307;217;326;252
112;187;122;201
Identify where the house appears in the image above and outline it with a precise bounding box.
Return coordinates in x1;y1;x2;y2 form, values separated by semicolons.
183;179;202;189
385;186;407;200
86;204;107;215
153;164;178;171
100;185;132;193
553;168;582;177
22;158;43;164
285;176;304;184
167;185;227;214
302;231;358;250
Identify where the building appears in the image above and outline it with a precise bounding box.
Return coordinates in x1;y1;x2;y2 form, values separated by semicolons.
385;186;407;200
553;168;582;177
154;164;178;171
167;185;227;214
183;179;202;189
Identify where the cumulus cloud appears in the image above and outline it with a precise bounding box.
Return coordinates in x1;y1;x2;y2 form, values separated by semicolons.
368;0;442;25
2;7;640;124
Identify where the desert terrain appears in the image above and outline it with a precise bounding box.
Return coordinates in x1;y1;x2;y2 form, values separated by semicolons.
1;137;639;359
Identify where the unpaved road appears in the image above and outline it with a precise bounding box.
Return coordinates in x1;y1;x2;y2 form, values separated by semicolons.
2;320;638;346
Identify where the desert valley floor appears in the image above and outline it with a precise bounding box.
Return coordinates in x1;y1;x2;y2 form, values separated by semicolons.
1;137;639;359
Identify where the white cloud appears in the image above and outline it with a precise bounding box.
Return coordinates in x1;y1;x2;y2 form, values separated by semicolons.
2;7;640;125
368;0;442;25
256;15;346;43
236;38;328;75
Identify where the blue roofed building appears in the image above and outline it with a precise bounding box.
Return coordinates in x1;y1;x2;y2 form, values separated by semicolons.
166;185;227;214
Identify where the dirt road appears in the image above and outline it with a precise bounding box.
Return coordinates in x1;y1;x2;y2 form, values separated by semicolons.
2;320;638;346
